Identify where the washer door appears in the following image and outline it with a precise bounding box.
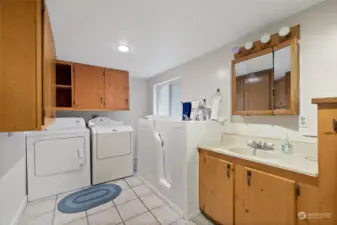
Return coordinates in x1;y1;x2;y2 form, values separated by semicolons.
35;137;85;176
96;131;131;159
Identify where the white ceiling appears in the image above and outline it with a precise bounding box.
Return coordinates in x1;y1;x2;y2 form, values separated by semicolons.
47;0;323;78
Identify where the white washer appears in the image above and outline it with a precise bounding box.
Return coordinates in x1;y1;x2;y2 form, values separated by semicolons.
26;118;90;201
88;117;133;185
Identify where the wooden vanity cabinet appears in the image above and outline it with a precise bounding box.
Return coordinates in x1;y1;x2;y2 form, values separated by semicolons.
200;152;299;225
199;153;234;225
0;0;56;131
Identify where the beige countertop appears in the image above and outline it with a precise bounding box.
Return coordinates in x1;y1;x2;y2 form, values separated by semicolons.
198;142;318;177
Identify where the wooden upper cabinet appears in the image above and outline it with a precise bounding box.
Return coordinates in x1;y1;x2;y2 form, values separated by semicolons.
243;167;296;225
73;64;105;109
199;154;234;225
55;62;130;111
104;69;129;110
0;0;55;131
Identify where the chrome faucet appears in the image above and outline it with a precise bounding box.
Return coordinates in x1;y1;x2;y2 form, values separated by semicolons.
247;140;274;156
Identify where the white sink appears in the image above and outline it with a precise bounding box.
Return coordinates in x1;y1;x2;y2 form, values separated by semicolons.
254;150;279;161
227;147;253;155
227;147;279;161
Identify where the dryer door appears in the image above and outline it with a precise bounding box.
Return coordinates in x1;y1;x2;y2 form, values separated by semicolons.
34;137;85;176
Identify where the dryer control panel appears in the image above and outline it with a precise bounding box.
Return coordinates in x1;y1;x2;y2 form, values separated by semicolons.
46;118;86;130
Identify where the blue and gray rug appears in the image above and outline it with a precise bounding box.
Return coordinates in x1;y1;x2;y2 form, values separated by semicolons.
58;183;121;213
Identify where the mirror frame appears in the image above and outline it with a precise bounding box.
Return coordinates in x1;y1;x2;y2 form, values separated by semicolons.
231;37;299;116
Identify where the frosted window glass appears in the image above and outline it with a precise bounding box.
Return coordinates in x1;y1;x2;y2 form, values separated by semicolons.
170;82;181;119
157;84;170;116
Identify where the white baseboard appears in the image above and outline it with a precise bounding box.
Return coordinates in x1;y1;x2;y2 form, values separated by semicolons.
11;196;27;225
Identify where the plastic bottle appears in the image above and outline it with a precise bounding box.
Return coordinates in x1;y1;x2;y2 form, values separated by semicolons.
281;132;293;154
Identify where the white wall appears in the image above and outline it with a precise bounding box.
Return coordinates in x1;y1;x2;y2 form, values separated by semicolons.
0;133;27;225
148;0;337;138
57;78;150;157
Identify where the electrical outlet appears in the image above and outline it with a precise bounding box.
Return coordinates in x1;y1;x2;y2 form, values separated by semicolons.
299;116;309;128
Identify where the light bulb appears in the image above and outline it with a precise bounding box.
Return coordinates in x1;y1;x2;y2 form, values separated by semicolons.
261;34;271;44
279;27;290;37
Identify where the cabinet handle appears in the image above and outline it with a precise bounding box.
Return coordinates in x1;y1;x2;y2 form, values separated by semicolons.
333;119;337;133
247;170;252;186
226;164;231;179
126;98;129;104
100;97;103;105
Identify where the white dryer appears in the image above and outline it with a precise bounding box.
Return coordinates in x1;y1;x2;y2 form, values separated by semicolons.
26;118;90;201
88;117;133;185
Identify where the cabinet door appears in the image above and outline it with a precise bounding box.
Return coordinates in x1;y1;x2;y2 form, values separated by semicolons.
42;7;56;126
202;155;234;225
104;69;129;110
0;1;40;131
74;64;104;109
244;167;296;225
199;152;207;212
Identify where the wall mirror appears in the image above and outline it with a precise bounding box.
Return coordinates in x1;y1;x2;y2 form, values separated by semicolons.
273;45;291;110
232;37;299;115
234;50;273;113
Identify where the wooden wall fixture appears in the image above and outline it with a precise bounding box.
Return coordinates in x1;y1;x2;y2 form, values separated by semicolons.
231;25;300;116
55;61;130;111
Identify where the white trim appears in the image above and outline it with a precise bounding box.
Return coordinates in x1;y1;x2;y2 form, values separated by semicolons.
153;77;181;88
11;196;27;225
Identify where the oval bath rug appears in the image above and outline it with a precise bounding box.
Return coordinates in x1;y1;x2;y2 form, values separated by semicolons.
58;184;121;213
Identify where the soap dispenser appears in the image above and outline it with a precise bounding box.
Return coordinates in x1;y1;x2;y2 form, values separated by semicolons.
282;132;293;154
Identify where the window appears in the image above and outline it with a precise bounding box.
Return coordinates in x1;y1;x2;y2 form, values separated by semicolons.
153;79;181;118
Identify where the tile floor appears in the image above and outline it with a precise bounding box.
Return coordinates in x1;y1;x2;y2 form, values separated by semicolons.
18;176;212;225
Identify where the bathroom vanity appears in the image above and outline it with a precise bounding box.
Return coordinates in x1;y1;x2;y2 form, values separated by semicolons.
198;97;337;225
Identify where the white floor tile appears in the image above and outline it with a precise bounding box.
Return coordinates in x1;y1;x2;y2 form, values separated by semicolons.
19;211;53;225
67;217;88;225
191;214;212;225
88;207;122;225
125;176;142;187
57;188;83;203
113;189;138;205
125;212;159;225
116;199;148;221
53;208;86;225
87;201;114;215
140;193;164;210
151;205;180;225
171;219;197;225
132;185;151;197
109;179;130;190
22;196;56;220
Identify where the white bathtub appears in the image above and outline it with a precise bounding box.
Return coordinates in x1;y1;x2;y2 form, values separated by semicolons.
137;118;208;219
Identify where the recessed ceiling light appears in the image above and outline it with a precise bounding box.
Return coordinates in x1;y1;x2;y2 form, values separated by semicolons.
117;45;131;53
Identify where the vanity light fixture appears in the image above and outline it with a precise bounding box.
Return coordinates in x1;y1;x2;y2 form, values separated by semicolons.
117;44;131;53
261;34;271;44
244;41;254;50
279;26;290;37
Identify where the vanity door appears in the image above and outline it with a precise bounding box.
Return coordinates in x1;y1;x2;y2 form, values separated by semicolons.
243;167;296;225
200;154;234;225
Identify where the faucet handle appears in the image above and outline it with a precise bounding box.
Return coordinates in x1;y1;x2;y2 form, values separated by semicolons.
263;142;275;150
